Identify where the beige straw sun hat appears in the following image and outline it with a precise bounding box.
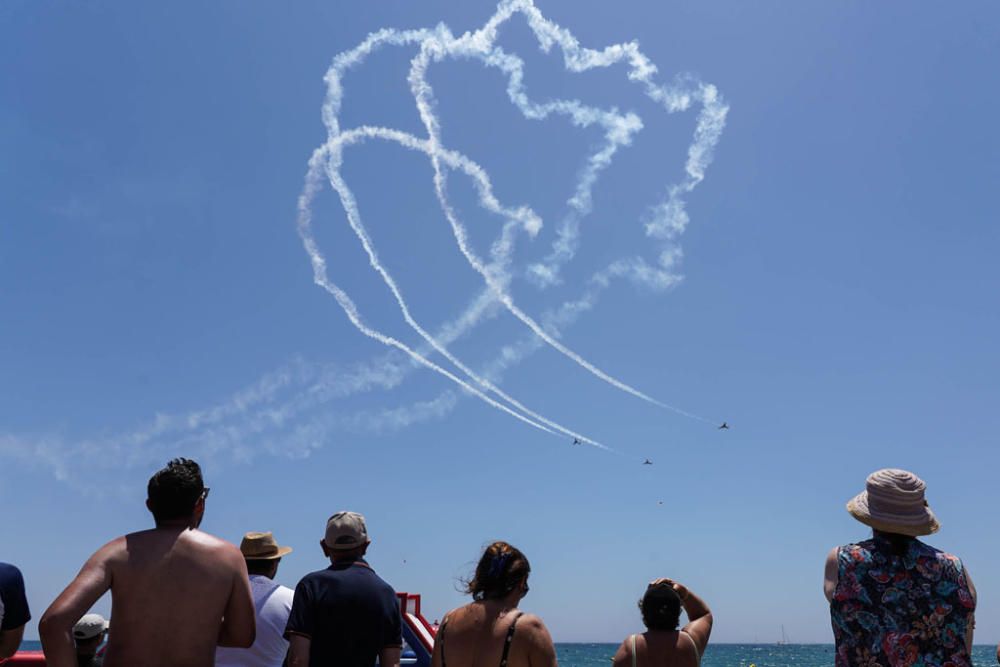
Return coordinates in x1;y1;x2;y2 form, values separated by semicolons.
846;468;940;537
239;531;293;560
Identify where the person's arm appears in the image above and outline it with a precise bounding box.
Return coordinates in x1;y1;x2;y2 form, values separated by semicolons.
39;542;116;667
379;646;401;667
521;614;558;667
287;634;311;667
378;589;403;667
217;554;255;648
429;612;449;667
0;625;26;659
823;547;840;602
0;564;30;659
653;578;712;657
610;638;631;667
965;568;977;656
284;578;313;667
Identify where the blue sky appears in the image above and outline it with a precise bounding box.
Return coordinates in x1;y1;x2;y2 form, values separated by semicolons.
2;0;999;645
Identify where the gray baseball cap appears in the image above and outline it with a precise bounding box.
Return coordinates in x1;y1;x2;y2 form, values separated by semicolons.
324;511;369;550
73;613;108;640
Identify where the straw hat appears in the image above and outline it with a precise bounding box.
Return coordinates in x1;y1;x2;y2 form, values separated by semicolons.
239;532;293;560
846;468;940;537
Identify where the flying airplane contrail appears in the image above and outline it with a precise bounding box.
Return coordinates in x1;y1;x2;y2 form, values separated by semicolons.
401;5;726;423
318;125;715;439
319;4;724;423
300;147;621;451
315;135;614;451
304;0;728;439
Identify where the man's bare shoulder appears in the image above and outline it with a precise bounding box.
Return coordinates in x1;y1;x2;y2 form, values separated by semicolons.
122;528;241;562
185;529;237;548
177;529;242;557
92;535;129;561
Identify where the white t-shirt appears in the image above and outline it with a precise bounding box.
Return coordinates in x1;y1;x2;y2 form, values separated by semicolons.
216;574;294;667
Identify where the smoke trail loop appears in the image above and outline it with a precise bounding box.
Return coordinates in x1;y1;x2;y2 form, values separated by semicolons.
304;0;729;442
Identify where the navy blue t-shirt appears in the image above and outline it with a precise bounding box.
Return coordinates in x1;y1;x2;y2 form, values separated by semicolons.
285;559;401;667
0;562;30;632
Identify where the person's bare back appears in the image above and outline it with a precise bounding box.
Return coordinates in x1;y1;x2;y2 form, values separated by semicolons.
435;603;552;667
102;527;252;666
41;459;255;667
430;542;556;667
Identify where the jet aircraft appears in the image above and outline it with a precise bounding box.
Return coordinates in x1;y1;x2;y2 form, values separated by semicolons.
573;438;582;445
718;422;730;430
643;458;653;465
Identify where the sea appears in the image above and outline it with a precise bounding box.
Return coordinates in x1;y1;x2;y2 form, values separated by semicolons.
17;641;999;665
554;643;999;666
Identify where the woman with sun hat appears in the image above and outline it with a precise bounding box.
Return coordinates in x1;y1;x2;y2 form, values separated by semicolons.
823;468;976;666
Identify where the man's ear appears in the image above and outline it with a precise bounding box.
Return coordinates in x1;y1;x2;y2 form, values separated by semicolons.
320;539;330;557
190;497;206;527
145;498;154;513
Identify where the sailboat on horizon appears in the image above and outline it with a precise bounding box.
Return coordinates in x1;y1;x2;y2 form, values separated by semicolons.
776;625;790;645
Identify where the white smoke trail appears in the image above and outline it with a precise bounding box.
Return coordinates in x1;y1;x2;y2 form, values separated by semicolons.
412;6;724;419
408;47;676;413
0;264;664;485
315;130;612;450
299;146;631;448
317;124;703;436
3;1;732;484
315;0;727;423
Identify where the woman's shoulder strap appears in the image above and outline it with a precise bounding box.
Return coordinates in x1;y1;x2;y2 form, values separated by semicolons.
499;612;525;667
680;630;701;664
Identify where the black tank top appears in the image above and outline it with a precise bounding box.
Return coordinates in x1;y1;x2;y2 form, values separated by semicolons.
439;611;523;667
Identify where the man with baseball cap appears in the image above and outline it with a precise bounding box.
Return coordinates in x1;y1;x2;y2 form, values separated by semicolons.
73;613;108;667
285;511;402;667
216;532;295;667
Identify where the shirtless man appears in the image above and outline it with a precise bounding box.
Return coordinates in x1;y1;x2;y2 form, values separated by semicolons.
40;458;255;667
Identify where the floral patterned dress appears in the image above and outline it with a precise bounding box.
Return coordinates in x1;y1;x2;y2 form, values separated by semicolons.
830;535;975;667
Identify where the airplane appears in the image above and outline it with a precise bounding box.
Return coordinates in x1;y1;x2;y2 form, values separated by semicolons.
718;422;730;430
572;438;582;445
643;458;653;465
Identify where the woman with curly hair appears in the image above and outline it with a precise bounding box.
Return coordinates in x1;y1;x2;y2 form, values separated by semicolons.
431;541;557;667
612;578;712;667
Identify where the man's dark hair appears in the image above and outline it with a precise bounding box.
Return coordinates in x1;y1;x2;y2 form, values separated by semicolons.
246;558;279;576
639;582;682;631
147;458;204;523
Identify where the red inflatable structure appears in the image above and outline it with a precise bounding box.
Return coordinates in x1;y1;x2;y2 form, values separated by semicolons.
1;651;45;665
